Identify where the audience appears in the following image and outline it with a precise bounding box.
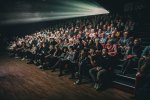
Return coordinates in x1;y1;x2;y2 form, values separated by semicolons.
7;13;150;94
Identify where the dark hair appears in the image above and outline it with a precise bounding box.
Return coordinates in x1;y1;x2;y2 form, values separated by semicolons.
103;48;108;52
69;46;74;50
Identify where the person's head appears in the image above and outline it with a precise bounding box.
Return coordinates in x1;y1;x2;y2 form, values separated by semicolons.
58;39;62;43
78;38;82;43
102;48;108;56
101;32;105;38
134;38;140;46
32;43;35;47
83;48;89;57
63;47;68;52
107;26;111;31
55;45;60;50
123;31;128;38
51;38;55;42
64;39;69;43
69;46;74;51
86;34;89;38
89;47;95;54
49;45;54;50
107;39;113;45
69;38;73;44
22;42;25;46
88;39;94;44
111;33;115;38
95;49;101;55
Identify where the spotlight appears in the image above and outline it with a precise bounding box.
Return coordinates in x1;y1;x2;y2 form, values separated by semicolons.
0;0;109;24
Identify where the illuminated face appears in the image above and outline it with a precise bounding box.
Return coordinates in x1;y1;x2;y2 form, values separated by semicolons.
102;49;108;55
89;48;94;54
63;48;67;52
134;39;139;45
95;50;100;55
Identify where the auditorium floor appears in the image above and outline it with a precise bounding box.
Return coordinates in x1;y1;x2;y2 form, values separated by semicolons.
0;55;133;100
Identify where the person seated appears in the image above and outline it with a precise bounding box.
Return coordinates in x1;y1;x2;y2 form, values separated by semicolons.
74;38;84;50
99;32;107;47
121;38;143;74
51;47;68;71
52;46;76;77
105;39;118;57
118;32;129;58
13;41;26;59
89;48;112;90
14;41;24;58
26;43;37;64
44;45;55;62
138;45;150;67
42;44;61;69
7;41;17;57
34;43;49;68
133;51;150;100
68;46;80;79
94;40;103;51
74;48;93;85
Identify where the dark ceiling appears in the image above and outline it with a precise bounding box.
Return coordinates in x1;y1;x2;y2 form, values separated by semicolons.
0;0;148;36
0;0;148;25
0;0;147;13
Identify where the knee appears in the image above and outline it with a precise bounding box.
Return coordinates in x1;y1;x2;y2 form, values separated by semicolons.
89;68;94;74
97;69;107;76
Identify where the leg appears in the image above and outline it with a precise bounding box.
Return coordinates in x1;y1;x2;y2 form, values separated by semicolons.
89;67;97;83
96;69;107;90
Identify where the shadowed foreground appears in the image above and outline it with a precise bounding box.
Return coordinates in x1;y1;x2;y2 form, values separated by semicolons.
0;55;132;100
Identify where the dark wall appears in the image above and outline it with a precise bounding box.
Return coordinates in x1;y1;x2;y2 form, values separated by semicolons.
0;21;50;38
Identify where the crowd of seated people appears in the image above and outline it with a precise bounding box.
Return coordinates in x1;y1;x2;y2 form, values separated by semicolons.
7;13;150;92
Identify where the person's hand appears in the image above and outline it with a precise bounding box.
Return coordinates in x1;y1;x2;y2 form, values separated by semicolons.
120;46;123;48
88;55;92;59
96;67;102;71
136;72;141;77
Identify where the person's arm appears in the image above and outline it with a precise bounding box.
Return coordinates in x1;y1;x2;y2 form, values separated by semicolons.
88;55;95;67
140;57;150;74
108;44;117;56
141;46;150;57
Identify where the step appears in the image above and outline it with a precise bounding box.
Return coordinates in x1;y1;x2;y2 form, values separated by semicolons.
113;69;122;74
113;80;135;94
114;68;136;76
115;64;123;70
133;68;138;71
115;73;136;80
113;75;135;88
113;69;136;86
113;81;135;89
